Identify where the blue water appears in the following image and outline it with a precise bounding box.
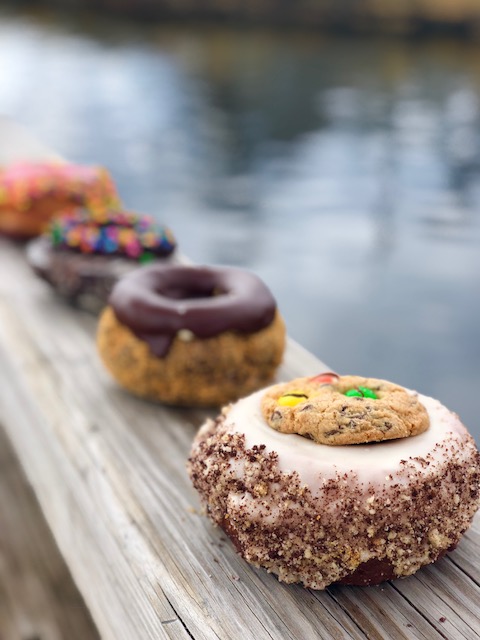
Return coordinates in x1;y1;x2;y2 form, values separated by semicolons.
1;8;480;439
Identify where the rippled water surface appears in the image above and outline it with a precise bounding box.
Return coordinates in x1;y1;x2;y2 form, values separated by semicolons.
1;8;480;438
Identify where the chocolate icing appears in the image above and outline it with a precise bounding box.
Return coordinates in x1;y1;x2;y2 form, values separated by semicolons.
109;264;277;356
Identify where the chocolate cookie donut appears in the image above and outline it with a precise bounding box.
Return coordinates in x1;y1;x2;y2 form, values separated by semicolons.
0;161;119;238
188;374;480;589
27;209;176;313
97;264;286;407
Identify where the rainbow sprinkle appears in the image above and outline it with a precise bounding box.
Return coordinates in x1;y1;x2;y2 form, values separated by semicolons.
0;162;120;215
48;209;176;260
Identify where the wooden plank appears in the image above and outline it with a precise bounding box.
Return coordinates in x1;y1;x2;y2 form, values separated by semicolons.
1;119;480;640
0;299;190;639
393;556;480;639
0;247;355;640
2;228;480;640
0;428;100;640
328;516;480;640
327;582;446;640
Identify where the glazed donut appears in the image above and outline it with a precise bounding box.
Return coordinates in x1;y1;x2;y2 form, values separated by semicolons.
0;161;120;238
27;209;176;313
188;373;480;589
97;264;286;407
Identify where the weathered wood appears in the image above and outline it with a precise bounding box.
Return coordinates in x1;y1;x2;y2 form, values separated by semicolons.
0;429;100;640
1;119;480;639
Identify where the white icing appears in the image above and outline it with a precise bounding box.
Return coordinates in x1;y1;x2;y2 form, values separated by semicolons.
223;388;472;491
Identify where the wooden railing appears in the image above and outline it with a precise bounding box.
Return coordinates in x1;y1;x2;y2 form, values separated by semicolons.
0;117;479;639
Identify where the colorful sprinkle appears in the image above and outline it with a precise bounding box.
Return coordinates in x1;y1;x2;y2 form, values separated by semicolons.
46;208;176;262
0;162;120;214
139;252;155;264
51;222;63;246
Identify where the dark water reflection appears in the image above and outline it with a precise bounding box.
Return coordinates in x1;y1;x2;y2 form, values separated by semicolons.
1;9;480;439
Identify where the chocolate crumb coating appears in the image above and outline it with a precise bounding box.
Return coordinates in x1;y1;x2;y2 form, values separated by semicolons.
188;388;480;589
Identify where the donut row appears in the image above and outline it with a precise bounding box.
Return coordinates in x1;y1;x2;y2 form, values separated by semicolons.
2;159;479;590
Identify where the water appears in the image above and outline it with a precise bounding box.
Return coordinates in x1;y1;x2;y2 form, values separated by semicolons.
1;8;480;439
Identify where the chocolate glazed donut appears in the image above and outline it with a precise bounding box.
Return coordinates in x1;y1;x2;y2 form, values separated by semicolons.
109;265;277;357
97;263;286;406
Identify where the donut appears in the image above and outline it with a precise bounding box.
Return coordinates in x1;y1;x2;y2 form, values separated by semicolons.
0;161;120;238
96;264;286;407
188;373;480;589
27;209;176;313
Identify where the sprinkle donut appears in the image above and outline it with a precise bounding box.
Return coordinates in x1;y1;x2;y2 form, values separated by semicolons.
0;161;120;238
188;374;480;589
96;264;286;407
27;209;176;313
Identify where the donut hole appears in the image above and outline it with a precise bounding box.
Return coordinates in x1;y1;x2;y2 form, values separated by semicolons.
157;282;227;300
156;269;229;301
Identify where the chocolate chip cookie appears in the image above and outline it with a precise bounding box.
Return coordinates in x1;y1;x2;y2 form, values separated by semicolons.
261;373;430;445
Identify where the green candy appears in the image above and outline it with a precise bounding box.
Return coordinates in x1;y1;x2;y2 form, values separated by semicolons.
345;389;363;398
51;222;63;246
344;387;378;399
358;386;378;399
139;252;155;265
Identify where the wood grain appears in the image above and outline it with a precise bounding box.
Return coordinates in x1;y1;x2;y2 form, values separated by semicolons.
0;428;100;640
1;119;479;639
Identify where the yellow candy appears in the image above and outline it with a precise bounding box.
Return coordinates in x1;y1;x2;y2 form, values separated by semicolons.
278;392;308;407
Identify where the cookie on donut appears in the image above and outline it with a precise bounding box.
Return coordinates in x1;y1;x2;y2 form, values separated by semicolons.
96;264;286;407
262;373;429;445
0;161;119;238
188;373;480;589
27;208;176;313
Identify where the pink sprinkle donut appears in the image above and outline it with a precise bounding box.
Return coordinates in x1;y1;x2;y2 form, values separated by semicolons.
0;161;120;238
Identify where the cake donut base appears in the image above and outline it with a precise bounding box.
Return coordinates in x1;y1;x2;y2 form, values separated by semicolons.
97;264;286;407
188;389;480;589
97;306;285;407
